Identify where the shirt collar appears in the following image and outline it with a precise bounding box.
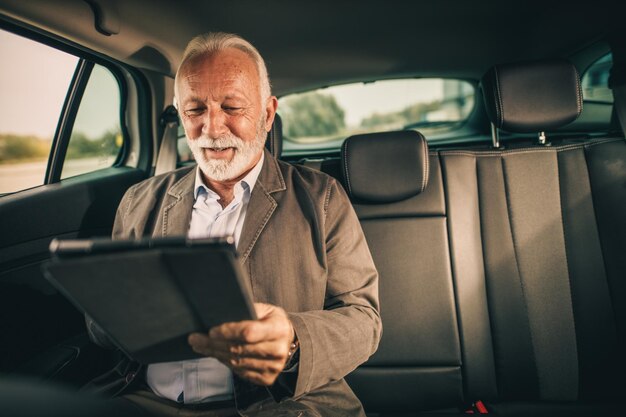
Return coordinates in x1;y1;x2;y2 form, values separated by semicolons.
193;152;265;201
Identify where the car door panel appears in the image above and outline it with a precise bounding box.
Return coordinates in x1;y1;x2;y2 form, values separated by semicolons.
0;167;145;382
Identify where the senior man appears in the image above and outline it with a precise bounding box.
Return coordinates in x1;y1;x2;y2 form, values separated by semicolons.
89;32;381;417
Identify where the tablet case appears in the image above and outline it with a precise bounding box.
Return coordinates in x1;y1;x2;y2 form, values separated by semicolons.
42;237;256;364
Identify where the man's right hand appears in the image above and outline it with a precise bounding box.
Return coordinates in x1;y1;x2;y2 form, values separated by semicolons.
188;302;296;386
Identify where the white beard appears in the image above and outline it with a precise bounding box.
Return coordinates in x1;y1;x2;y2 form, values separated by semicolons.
187;127;266;182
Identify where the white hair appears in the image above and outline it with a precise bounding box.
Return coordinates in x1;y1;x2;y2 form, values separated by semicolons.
174;32;271;103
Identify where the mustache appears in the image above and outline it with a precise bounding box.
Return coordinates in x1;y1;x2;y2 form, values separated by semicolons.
191;134;244;149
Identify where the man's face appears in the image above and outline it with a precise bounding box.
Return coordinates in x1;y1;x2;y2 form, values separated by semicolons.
177;48;275;182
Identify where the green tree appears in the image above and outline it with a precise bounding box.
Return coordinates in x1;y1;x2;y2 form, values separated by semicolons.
360;100;442;128
0;134;51;162
66;130;121;159
281;93;346;139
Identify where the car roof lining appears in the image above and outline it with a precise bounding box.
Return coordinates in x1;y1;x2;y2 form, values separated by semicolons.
0;0;618;95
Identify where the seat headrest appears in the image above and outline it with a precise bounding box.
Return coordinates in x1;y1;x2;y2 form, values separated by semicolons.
481;59;582;133
341;130;429;204
265;113;282;157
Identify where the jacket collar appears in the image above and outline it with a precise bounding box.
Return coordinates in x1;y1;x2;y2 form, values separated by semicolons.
238;149;286;263
161;149;286;263
160;167;195;238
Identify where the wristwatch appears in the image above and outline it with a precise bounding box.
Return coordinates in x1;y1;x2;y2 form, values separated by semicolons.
284;334;300;370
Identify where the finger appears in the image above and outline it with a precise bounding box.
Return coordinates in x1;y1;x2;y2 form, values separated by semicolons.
188;332;289;364
209;320;281;343
233;369;278;386
188;333;230;352
208;349;283;377
188;333;236;360
230;356;285;375
227;340;289;360
188;332;214;356
210;319;285;344
252;302;273;318
208;320;259;342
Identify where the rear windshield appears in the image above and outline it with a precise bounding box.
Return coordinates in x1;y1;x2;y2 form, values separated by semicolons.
278;78;475;156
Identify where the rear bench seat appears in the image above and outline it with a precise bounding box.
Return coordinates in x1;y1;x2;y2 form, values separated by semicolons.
334;59;626;416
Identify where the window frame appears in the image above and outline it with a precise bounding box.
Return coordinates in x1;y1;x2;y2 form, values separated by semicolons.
276;77;478;156
0;17;151;193
51;60;131;183
581;52;614;105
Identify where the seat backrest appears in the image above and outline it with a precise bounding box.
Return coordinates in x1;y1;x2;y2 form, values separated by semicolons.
444;59;626;404
265;113;282;157
332;60;625;414
340;130;464;412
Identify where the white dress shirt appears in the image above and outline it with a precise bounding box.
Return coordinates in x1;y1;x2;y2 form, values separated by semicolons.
146;153;264;404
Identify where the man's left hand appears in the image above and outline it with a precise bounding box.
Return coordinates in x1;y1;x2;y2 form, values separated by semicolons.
188;302;295;386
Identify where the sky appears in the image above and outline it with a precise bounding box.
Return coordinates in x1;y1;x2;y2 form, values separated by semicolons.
0;29;120;140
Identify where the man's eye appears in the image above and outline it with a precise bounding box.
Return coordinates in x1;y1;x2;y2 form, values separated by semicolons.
184;108;204;116
223;106;241;112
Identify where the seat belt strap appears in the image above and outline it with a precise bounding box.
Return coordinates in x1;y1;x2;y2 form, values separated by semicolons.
155;105;180;176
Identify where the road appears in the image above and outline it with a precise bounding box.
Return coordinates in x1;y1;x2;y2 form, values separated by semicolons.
0;157;114;194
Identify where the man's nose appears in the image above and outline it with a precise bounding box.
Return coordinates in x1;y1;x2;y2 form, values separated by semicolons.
201;107;228;137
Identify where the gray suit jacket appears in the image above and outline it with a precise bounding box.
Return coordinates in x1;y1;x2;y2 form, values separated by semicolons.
103;149;381;416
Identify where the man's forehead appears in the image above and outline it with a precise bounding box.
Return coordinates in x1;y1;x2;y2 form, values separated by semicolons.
183;71;244;88
182;49;259;84
181;74;253;104
175;47;265;108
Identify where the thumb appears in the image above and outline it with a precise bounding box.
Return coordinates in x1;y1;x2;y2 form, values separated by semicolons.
253;302;274;320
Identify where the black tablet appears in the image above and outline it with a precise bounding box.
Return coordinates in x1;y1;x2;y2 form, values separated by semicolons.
43;236;256;364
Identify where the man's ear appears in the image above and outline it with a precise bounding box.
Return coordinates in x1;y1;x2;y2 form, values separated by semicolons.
265;96;279;132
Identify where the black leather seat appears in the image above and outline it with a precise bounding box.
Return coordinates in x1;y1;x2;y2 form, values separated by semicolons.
265;113;282;157
340;130;464;414
441;58;626;416
337;60;625;416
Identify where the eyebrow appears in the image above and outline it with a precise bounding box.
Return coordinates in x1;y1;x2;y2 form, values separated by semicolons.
181;96;206;106
181;91;252;106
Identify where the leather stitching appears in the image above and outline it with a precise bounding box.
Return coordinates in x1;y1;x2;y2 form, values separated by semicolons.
240;181;277;263
324;179;333;215
161;195;181;237
342;140;354;197
493;67;504;128
439;137;621;157
572;65;583;116
420;134;429;193
583;137;623;149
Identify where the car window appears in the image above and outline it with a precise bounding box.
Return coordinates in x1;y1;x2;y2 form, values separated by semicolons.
0;29;78;194
582;53;613;103
62;65;123;179
0;28;126;194
278;78;475;155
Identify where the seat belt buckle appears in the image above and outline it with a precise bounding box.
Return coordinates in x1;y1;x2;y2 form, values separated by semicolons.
465;400;489;414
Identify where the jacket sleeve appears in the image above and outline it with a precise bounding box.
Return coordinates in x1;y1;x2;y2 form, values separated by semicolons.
284;178;382;399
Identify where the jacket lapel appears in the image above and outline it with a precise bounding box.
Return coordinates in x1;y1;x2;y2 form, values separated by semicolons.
159;168;196;237
238;150;286;263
